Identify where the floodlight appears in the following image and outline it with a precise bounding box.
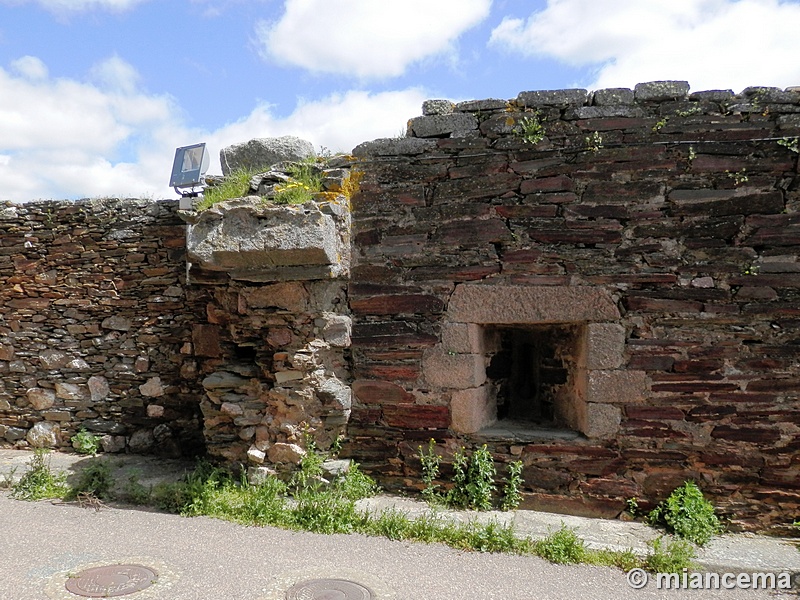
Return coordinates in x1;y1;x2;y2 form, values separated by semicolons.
170;143;209;197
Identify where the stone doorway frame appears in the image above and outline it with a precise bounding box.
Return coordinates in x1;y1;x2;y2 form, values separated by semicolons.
422;285;647;439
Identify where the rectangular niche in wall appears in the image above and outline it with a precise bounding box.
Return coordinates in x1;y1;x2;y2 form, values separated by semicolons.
439;284;625;439
485;324;585;430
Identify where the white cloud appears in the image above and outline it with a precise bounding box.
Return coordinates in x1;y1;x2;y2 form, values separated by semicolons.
0;0;149;12
0;55;427;202
257;0;492;79
489;0;800;92
10;56;48;80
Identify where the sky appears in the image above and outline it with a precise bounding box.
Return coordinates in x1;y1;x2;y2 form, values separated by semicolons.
1;0;800;203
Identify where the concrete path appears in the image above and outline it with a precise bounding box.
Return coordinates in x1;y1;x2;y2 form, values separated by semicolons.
0;449;798;599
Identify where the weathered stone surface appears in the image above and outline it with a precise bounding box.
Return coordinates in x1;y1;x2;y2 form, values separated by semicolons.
83;419;126;434
517;89;588;106
146;404;165;418
352;380;413;405
441;323;484;354
593;88;635;105
192;324;222;358
39;350;69;370
101;315;132;331
26;421;60;448
422;348;485;389
422;99;455;116
220;136;314;176
27;388;55;411
87;376;110;401
634;80;690;101
382;404;449;429
242;282;308;312
247;445;266;464
317;314;351;347
128;429;155;452
55;382;89;401
586;323;626;370
582;403;622;439
587;370;648;404
408;113;478;138
0;345;14;361
447;285;620;324
267;442;306;464
101;435;126;453
451;386;495;433
186;199;348;279
202;372;250;390
351;137;436;157
139;377;165;398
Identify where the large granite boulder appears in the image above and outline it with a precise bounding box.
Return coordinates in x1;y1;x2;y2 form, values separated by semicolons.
220;136;315;176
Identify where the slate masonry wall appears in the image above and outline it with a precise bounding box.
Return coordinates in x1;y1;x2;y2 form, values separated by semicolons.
1;81;799;531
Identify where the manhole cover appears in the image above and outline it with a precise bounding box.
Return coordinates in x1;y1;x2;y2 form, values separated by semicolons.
285;578;375;600
64;564;157;598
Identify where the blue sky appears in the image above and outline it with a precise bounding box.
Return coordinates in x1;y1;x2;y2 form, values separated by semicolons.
1;0;799;202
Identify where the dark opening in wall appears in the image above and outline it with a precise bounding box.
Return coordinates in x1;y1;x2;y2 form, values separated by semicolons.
234;344;258;361
485;324;584;430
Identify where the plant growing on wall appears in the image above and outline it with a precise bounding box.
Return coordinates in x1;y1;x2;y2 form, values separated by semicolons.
647;481;722;546
513;112;545;145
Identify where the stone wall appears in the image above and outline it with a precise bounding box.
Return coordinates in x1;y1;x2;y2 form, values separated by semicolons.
1;81;798;531
0;199;205;455
345;82;800;531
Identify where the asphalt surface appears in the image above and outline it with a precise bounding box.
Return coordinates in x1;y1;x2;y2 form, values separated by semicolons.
1;449;798;600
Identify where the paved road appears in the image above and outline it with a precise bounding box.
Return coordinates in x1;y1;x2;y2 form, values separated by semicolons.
1;492;796;600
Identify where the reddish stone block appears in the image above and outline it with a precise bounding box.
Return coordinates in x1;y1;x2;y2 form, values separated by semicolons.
407;264;501;282
433;173;521;202
355;363;421;381
699;452;765;468
434;218;513;245
711;426;782;443
672;359;723;373
349;408;383;424
352;380;414;405
383;404;450;429
686;405;736;421
746;378;800;392
520;175;574;194
351;321;438;348
521;465;572;491
494;205;559;219
8;296;51;310
527;229;622;244
627;355;676;371
579;477;639;499
625;406;685;420
350;294;444;316
192;324;222;358
625;296;703;313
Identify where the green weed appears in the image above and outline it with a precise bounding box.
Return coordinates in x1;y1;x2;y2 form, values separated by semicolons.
71;429;101;456
69;460;114;500
514;113;545;145
197;168;256;211
644;536;697;573
10;449;70;501
534;524;587;564
778;137;800;154
121;473;152;505
418;439;441;503
500;461;524;511
585;131;603;152
273;160;323;205
647;481;722;546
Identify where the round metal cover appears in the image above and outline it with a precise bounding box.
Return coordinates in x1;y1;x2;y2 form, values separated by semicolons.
285;578;375;600
64;564;157;598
